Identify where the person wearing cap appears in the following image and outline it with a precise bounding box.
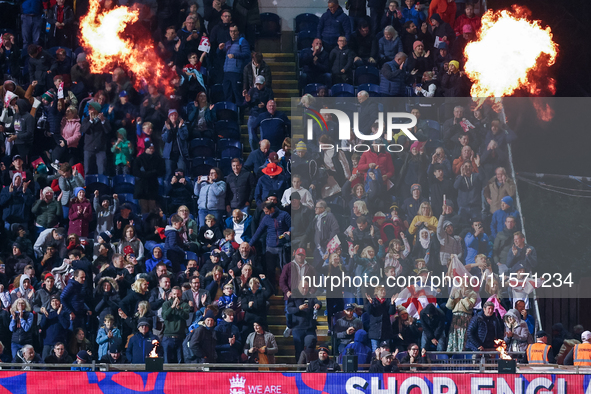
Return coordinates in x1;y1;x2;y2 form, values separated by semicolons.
188;309;218;363
451;23;474;65
490;196;521;240
434;41;452;72
1;154;29;188
100;343;127;364
81;98;110;175
161;286;191;363
306;346;341;372
126;318;160;363
401;184;428;227
5;242;34;280
244;73;274;151
334;303;364;353
369;350;400;372
527;330;555;364
254;161;288;208
39;294;70;360
132;137;165;215
161;108;189;184
251;100;291;152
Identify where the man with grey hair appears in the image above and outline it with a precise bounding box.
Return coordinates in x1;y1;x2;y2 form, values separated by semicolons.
303;199;340;268
329;36;354;84
379;52;410;97
13;344;43;368
357;90;379;135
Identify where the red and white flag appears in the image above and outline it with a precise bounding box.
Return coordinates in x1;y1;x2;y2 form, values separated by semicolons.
395;285;437;318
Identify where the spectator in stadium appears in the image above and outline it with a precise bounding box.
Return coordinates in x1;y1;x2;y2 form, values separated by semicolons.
409;201;439;235
162;109;189;184
490;196;521;239
402;0;425;30
81;102;110;175
446;282;478;351
515;300;536;336
161;286;190;363
318;0;352;53
369;351;399;372
95;314;122;359
334;303;364;353
39;295;70;360
406;41;433;84
299;38;331;89
391;306;419;353
454;159;484;221
420;303;447;351
429;13;455;49
381;1;403;35
243;321;278;364
219;23;250;104
44;342;73;364
181;276;211;326
506;232;537;273
451;24;474;65
399;343;430;370
52;106;81;167
364;287;394;352
286;279;321;362
94;278;121;324
68;187;92;238
480;120;517;181
100;343;127;364
379;26;404;65
126;318;160;363
484;167;516;215
306;346;341;372
1;173;34;231
119;278;150;318
194;167;227;227
32;273;60;314
380;52;410;97
349;21;378;68
204;0;231;35
133;142;165;214
429;0;456;29
401;184;428;226
12;344;43;367
453;2;481;37
466;301;504;351
165;170;193;215
244;52;272;91
244;139;270;173
215;308;242;363
503;308;532;353
244;75;274;150
188;309;217;363
241;275;273;335
0;34;20;80
440;60;469;97
9;298;34;356
60;269;90;330
329;36;354;85
251;100;291;153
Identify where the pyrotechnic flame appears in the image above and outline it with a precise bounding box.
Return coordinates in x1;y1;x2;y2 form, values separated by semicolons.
465;6;558;99
79;0;174;94
494;339;512;360
532;97;555;122
148;340;159;358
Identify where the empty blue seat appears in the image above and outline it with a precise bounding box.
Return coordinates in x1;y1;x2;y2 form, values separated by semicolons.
214;120;241;140
185;251;198;262
217;138;242;153
257;13;281;39
295;13;320;33
357;83;380;97
189;138;215;158
217;157;233;177
296;30;316;51
330;83;355;97
112;175;136;194
85;174;111;198
425;119;441;131
304;83;323;97
209;84;225;104
354;66;380;86
213;101;239;122
190;157;216;178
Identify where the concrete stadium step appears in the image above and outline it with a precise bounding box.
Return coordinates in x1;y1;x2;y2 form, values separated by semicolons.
273;71;296;78
273;80;298;88
266;315;328;324
266;62;296;72
262;53;294;62
268;325;329;337
273;88;299;95
275;335;331;347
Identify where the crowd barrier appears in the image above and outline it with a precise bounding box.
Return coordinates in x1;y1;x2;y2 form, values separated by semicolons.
0;371;590;393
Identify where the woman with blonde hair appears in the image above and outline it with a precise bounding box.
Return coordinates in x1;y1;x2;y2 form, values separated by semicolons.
9;298;34;356
384;235;411;276
241;274;273;331
176;205;199;250
119;278;149;317
409;201;439;235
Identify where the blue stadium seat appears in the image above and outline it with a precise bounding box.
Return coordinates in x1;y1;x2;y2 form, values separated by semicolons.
220;144;242;159
296;30;316;51
213;101;239;122
112;175;136;194
354;66;380;86
85;174;111;198
425;119;441;131
330;83;355;97
304;83;323;97
117;193;140;214
217;138;242;154
209;84;225;104
217;157;233;177
260;118;288;151
357;83;381;97
190;157;216;178
189;138;215;158
214;120;241;140
185;251;198;262
257;13;281;39
295;13;320;33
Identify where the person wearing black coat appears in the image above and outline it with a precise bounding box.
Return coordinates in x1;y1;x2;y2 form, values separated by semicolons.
349;21;379;67
94;277;121;324
225;159;257;212
419;303;447;351
214;309;242;363
44;343;74;364
243;53;273;90
81;102;111;175
306;347;341;372
299;39;331;88
286;282;322;363
465;302;504;351
47;1;74;48
133;143;166;214
119;282;150;317
368;351;400;372
329;39;355;84
188;310;217;363
99;343;128;364
365;290;395;351
240;276;274;332
39;296;71;360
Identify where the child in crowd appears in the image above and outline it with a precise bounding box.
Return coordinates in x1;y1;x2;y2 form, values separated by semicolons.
111;128;133;175
96;314;122;359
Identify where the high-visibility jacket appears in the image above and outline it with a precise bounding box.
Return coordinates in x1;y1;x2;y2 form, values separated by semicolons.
573;343;591;366
527;343;551;364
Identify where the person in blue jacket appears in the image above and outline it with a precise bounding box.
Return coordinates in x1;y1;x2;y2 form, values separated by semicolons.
490;196;521;239
126;318;161;364
60;269;90;331
162;109;189;183
219;24;250;104
343;329;373;364
0;172;34;231
254;162;288;208
195;167;227;228
317;0;352;53
40;296;71;360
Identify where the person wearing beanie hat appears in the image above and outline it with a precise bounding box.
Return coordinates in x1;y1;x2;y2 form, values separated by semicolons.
428;2;456;37
100;342;127;364
71;350;93;371
306;345;341;372
111;127;133;175
295;141;307;153
68;186;92;237
94;191;118;244
407;40;431;84
187;306;218;363
401;183;427;228
41;90;56;104
126;316;160;363
490;194;521;239
162;106;189;183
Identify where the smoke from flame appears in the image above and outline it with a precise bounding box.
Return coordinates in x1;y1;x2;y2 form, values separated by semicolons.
148;339;159;358
465;6;558;99
79;0;175;95
494;339;512;360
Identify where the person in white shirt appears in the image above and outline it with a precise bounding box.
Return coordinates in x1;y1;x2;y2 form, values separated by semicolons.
281;174;314;209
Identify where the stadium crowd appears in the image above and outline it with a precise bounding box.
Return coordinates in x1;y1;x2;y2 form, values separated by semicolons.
0;0;586;371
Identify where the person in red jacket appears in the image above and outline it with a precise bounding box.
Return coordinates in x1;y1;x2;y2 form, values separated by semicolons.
356;140;395;185
453;3;481;37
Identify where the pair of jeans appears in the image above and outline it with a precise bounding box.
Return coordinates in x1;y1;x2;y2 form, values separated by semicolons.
84;150;107;175
247;115;260;151
165;155;186;185
292;328;316;363
162;336;183;363
222;71;243;104
421;331;447;351
21;14;43;49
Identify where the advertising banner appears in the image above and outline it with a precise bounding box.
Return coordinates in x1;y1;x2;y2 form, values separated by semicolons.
0;371;590;393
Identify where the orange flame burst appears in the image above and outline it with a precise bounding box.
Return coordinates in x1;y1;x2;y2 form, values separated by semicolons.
148;339;159;358
465;6;558;99
79;0;174;95
494;339;512;360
